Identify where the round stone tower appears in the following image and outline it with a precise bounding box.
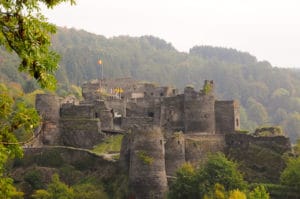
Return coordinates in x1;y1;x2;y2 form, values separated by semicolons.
35;94;61;145
165;131;186;176
128;126;168;199
184;80;215;133
35;94;61;123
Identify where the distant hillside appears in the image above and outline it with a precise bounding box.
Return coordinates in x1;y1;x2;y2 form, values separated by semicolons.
1;27;300;142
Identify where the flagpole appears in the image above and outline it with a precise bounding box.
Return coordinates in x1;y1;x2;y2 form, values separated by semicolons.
102;61;104;82
98;58;102;94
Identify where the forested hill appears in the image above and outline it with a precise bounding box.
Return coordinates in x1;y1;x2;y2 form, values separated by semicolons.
1;27;300;142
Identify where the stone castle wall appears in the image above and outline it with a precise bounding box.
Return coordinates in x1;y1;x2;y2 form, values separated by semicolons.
92;100;114;129
225;133;291;154
126;98;156;117
215;100;240;134
99;110;113;129
105;99;126;116
165;132;186;176
60;118;103;149
184;133;225;165
36;94;112;148
60;104;95;119
154;86;177;98
184;87;215;133
126;101;149;117
153;99;162;126
160;95;185;132
121;117;154;130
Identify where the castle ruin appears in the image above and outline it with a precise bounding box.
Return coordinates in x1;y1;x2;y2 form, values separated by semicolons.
34;78;291;199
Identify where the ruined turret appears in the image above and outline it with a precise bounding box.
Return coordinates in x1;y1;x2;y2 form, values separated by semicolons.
36;94;61;123
120;126;168;199
35;94;61;145
81;80;101;102
184;80;215;133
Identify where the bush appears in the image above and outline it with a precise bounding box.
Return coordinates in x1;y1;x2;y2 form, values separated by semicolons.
73;183;108;199
24;169;44;190
168;153;247;199
34;150;64;167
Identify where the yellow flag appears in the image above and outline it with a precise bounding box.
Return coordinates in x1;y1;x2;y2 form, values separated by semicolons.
114;88;124;93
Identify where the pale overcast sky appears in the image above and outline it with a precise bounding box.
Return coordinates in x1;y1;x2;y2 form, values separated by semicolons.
43;0;300;68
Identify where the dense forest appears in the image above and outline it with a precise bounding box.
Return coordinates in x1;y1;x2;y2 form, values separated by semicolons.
1;27;300;142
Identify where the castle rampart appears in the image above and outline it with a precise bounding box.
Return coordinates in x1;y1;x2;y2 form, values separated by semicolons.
60;118;103;148
215;100;240;134
184;133;225;165
60;104;95;119
121;117;154;130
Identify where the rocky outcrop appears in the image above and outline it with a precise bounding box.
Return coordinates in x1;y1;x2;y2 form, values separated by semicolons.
11;146;118;197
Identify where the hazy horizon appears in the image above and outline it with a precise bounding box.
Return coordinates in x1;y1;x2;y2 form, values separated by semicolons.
43;0;300;68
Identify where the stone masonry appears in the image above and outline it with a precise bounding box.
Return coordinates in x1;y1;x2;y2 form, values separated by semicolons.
35;78;292;199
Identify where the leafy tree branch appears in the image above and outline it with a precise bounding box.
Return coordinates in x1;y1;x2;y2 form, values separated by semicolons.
0;0;75;89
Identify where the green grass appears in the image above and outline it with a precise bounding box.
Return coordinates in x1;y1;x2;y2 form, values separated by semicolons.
137;150;154;165
236;130;249;134
92;135;123;155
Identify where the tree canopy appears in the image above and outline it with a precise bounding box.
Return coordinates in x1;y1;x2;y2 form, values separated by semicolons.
168;153;247;199
1;1;75;197
0;83;40;198
32;174;74;199
168;153;271;199
280;155;300;192
0;0;75;89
